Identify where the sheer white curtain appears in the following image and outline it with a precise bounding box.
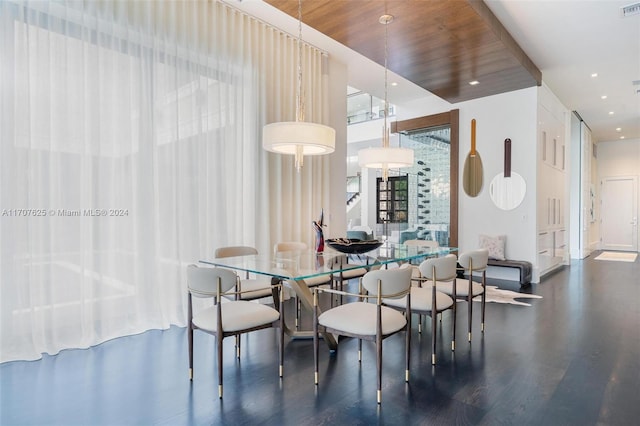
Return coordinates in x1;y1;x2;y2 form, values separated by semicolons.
0;0;331;362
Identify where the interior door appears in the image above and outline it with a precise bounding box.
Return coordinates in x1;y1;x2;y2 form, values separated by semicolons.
600;176;638;251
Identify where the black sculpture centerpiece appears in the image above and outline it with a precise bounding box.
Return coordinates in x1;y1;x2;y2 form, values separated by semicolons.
326;238;382;254
313;209;325;253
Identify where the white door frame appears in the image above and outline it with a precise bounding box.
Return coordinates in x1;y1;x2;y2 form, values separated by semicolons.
600;175;638;252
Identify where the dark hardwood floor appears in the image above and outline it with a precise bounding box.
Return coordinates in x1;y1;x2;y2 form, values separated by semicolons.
1;252;639;425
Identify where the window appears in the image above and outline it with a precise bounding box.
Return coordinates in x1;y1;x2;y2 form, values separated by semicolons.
393;110;458;247
377;176;408;223
347;89;395;125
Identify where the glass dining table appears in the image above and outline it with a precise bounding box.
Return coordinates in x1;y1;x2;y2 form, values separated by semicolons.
200;242;457;350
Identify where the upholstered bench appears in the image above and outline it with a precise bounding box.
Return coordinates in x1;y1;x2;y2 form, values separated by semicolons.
487;259;532;286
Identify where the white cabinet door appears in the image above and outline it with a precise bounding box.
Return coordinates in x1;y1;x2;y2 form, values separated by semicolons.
538;231;553;272
554;229;566;262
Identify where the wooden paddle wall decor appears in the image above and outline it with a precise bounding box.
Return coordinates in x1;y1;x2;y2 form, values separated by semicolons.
463;119;483;197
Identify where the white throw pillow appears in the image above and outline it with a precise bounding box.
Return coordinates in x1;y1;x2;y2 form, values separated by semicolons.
479;234;506;260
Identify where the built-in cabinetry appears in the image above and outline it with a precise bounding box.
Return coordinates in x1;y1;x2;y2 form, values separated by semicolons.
541;126;566;171
537;88;568;277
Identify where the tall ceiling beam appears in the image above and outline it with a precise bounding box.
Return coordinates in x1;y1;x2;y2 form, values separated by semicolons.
266;0;542;103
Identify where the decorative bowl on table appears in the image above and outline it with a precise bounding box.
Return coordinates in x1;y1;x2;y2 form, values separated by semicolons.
326;238;383;254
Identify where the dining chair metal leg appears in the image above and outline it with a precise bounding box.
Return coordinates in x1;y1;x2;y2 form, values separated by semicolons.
405;296;411;381
376;333;382;404
313;290;319;386
467;275;473;342
431;286;437;365
188;295;194;380
217;332;224;399
216;287;224;398
431;312;438;364
451;299;456;351
451;280;458;351
279;289;285;378
329;280;335;308
467;294;473;342
481;271;486;333
337;277;344;305
376;295;383;404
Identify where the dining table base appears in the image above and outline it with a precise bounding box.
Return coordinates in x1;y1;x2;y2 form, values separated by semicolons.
272;277;338;351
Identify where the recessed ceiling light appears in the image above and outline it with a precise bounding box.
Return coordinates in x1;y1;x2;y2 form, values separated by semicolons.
616;127;622;132
608;111;614;115
591;73;598;78
601;95;607;99
620;136;625;139
469;80;479;86
391;82;398;87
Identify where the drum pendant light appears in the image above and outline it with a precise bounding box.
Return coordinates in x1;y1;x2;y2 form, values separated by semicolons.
262;0;335;171
358;14;413;181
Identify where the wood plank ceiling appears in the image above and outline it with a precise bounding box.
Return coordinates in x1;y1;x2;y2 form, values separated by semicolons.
265;0;542;103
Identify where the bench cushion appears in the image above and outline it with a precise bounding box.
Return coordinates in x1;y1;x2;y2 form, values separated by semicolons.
479;234;506;260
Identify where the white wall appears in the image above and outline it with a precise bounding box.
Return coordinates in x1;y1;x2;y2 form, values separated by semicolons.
456;89;538;263
397;94;452;121
597;138;640;176
398;88;539;262
366;88;541;280
344;87;541;280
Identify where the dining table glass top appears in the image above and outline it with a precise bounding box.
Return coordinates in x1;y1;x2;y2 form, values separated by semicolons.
199;242;457;281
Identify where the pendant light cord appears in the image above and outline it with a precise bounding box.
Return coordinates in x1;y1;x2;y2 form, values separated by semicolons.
383;16;389;148
296;0;304;122
356;14;412;181
261;0;336;172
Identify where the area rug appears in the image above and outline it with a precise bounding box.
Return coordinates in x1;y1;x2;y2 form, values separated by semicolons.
594;251;638;262
472;285;542;307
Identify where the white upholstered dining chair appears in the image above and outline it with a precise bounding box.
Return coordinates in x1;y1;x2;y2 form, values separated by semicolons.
436;249;488;342
187;264;284;398
385;255;456;364
402;239;441;283
313;267;412;404
214;246;277;360
273;241;308;254
215;246;274;301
